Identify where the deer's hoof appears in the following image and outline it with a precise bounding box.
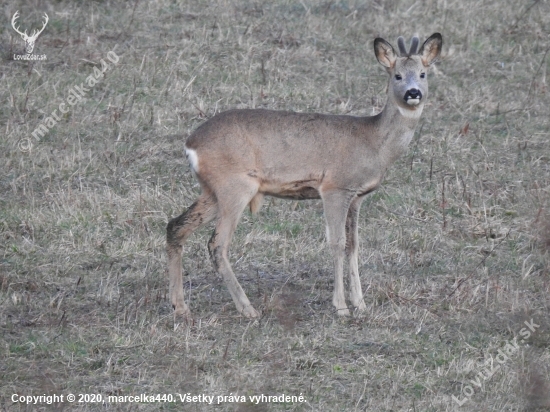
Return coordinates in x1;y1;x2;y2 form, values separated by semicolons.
173;303;192;323
241;305;260;319
335;307;351;316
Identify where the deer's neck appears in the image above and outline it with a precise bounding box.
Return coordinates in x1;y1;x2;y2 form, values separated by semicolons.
374;98;423;167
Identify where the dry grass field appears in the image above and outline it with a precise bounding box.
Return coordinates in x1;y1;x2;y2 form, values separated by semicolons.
1;0;550;410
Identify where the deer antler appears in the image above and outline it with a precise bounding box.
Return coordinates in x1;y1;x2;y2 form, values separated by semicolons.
11;11;49;41
397;35;421;57
29;13;49;40
397;36;407;56
11;11;28;38
408;37;420;55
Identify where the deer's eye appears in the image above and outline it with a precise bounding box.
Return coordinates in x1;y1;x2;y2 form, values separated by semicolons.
420;73;426;79
395;74;402;81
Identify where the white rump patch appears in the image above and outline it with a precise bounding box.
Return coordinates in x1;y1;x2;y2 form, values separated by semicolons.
185;147;199;173
398;105;423;119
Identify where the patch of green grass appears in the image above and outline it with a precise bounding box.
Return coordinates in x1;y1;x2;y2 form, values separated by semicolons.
263;221;302;237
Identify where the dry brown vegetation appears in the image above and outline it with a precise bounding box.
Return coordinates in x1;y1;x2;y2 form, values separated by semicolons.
1;0;550;410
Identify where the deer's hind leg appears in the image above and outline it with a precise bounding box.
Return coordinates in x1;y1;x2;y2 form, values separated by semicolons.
167;190;218;318
208;178;260;318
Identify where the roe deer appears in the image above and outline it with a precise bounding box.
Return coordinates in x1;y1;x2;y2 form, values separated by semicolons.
167;33;442;319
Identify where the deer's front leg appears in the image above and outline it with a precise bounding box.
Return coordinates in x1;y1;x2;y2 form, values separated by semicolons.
322;190;354;316
345;195;367;313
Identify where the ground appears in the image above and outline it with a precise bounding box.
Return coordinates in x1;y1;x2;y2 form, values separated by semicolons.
1;0;550;411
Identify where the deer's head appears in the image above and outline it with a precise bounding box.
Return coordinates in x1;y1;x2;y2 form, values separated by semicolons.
374;33;443;114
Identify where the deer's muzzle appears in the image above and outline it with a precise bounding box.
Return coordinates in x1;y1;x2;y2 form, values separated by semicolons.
404;88;422;105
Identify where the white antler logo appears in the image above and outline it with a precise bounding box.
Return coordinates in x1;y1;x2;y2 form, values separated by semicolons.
11;11;49;54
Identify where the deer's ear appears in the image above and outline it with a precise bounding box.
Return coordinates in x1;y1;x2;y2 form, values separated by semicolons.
374;38;397;69
419;33;442;66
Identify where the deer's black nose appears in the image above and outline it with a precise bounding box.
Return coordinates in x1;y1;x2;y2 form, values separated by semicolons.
404;88;422;102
